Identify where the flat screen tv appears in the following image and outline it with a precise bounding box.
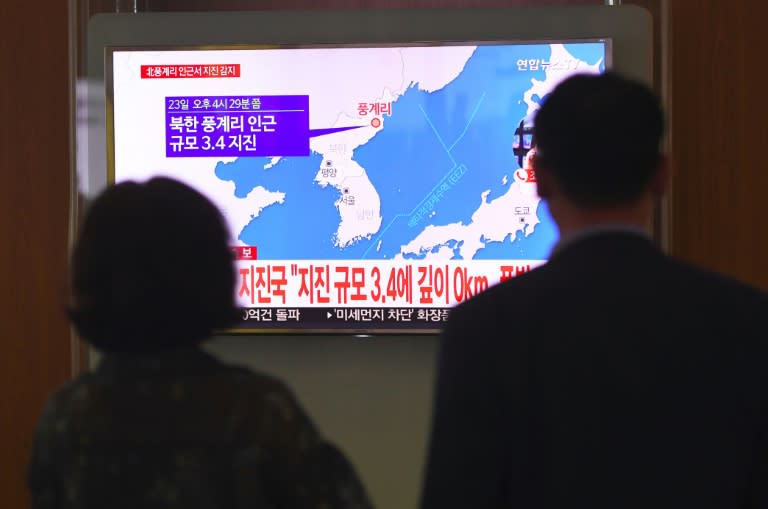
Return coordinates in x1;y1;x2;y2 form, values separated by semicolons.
85;6;652;334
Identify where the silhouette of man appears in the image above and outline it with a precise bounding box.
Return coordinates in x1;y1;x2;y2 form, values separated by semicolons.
421;72;768;509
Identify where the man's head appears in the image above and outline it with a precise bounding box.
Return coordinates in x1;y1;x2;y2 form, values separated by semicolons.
69;177;238;353
533;72;666;210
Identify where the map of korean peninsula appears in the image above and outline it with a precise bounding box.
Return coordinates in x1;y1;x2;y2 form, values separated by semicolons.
112;43;605;263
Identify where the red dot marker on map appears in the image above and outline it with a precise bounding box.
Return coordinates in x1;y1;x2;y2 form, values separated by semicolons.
371;117;381;128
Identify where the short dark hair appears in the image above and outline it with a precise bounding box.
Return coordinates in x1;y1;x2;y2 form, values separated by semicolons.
69;178;238;353
533;72;665;207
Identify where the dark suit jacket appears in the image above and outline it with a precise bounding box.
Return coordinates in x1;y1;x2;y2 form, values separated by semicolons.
421;232;768;509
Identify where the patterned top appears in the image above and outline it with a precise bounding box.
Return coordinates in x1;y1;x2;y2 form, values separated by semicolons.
28;348;373;509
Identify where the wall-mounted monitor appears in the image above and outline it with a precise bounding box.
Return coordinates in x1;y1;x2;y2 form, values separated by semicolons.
86;6;652;334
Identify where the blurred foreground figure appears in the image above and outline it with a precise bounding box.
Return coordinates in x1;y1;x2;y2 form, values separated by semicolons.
29;177;372;509
421;72;768;509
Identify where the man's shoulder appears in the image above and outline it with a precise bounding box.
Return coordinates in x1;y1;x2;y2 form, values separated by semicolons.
446;264;551;327
663;256;767;307
447;251;767;326
637;255;768;337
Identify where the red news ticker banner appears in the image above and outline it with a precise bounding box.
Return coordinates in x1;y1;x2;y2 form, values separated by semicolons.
141;64;241;79
234;259;545;309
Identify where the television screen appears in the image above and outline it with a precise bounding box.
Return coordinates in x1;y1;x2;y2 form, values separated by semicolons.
107;40;608;332
87;6;652;333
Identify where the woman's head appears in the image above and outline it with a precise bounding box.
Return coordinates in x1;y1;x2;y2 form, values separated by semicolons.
69;178;238;353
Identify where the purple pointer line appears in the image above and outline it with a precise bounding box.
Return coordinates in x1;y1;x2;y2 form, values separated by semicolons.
309;126;365;138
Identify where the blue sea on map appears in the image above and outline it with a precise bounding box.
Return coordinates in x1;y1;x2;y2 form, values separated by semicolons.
215;43;605;260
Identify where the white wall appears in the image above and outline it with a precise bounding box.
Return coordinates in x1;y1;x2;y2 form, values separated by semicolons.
205;334;438;509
